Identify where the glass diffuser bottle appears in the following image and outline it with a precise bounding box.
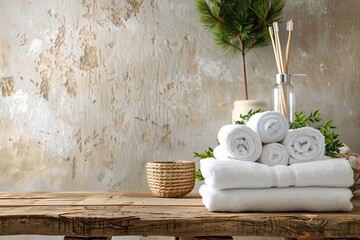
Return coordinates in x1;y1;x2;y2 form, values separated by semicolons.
273;73;295;122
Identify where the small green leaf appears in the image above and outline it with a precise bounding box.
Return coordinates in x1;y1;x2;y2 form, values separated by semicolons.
325;120;333;128
313;109;320;116
234;109;263;125
195;169;205;181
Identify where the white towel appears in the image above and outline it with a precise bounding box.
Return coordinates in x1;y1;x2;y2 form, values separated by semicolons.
199;184;353;212
259;143;289;166
282;127;326;164
246;111;289;143
201;158;274;189
200;158;354;190
215;124;262;162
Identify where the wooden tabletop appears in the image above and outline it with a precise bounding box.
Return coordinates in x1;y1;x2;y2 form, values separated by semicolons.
0;191;359;239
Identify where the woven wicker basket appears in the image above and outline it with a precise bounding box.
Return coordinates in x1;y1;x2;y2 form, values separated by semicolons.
337;146;360;192
147;161;195;198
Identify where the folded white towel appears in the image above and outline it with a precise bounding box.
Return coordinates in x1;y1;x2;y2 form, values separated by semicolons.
290;158;354;187
201;158;274;189
199;184;353;212
200;158;354;190
259;143;289;166
282;127;326;164
246;111;289;143
215;124;262;162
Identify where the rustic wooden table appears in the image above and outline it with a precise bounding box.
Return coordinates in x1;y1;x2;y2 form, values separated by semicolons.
0;191;359;240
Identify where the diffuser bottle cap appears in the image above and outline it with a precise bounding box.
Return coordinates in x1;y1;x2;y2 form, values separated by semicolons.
275;73;305;84
275;73;291;84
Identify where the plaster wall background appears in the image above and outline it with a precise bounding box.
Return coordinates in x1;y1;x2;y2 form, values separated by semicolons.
0;0;359;239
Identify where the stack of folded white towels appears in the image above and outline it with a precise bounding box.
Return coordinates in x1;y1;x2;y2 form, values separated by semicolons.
199;111;354;212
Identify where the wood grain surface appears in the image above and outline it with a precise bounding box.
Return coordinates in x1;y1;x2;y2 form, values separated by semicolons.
0;191;359;238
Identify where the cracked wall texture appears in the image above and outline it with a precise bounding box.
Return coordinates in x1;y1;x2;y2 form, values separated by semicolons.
0;0;359;231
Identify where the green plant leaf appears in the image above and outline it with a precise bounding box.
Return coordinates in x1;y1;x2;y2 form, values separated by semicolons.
195;169;205;181
234;109;263;125
194;147;215;181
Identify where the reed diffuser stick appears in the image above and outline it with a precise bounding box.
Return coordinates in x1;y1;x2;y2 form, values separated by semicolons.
272;22;288;117
285;19;294;73
273;22;284;74
268;26;281;74
279;81;288;119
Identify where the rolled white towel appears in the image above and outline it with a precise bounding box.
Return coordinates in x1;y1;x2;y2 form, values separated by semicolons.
200;158;354;190
213;145;233;161
259;143;289;166
246;111;289;143
199;184;353;212
216;124;262;162
282;127;326;164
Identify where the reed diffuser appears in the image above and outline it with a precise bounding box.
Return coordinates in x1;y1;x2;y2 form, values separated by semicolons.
269;20;295;122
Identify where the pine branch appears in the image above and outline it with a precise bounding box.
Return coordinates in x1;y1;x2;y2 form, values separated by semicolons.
196;0;285;99
196;0;224;32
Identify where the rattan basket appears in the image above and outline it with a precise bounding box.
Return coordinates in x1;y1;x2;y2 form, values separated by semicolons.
337;145;360;192
147;161;195;198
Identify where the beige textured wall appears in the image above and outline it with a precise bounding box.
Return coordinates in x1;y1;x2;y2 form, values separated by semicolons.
0;0;359;239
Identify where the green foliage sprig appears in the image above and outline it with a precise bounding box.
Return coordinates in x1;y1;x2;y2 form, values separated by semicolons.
194;147;214;181
234;109;264;125
194;147;215;159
